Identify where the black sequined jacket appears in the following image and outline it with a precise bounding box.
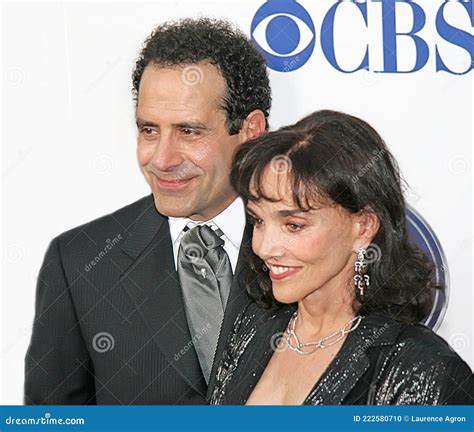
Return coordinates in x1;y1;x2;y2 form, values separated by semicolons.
209;302;473;405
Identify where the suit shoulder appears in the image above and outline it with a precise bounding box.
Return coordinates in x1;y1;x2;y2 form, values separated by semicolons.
391;323;473;378
398;323;465;358
54;194;155;250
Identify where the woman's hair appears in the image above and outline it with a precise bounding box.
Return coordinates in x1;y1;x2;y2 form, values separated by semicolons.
230;110;437;324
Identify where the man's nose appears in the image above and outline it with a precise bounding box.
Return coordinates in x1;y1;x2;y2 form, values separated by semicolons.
151;132;183;172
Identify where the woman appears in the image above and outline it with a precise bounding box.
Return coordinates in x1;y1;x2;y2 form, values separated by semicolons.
210;110;473;405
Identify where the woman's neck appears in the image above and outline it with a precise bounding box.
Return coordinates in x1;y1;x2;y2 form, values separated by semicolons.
295;285;356;340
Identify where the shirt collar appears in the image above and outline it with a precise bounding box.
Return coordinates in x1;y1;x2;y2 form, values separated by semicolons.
168;197;246;248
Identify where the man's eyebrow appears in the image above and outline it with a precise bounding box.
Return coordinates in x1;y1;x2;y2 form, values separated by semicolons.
135;118;210;131
174;121;210;131
136;118;159;128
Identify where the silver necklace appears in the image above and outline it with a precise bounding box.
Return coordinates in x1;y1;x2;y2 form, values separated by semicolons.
285;313;363;355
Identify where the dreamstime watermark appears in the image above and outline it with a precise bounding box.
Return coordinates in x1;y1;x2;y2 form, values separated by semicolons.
180;242;205;264
365;243;382;264
359;70;380;87
174;323;212;361
270;155;292;175
92;332;115;353
282;56;301;73
351;149;386;184
354;323;389;358
84;234;122;272
448;333;470;353
5;243;25;263
93;153;114;175
4;413;85;426
4;65;25;86
84;57;122;94
448;155;470;175
270;331;287;353
181;65;204;86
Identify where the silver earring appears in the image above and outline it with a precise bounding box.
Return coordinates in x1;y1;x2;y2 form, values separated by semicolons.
354;247;370;298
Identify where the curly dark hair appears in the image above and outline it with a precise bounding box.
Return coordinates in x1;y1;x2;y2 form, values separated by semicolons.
132;18;271;134
230;110;438;324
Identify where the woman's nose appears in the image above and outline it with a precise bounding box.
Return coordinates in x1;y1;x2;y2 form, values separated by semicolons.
252;226;285;261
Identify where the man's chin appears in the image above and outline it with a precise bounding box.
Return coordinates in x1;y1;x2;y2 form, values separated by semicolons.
151;195;196;219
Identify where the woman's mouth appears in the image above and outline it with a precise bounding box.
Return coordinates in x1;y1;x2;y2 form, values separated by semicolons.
267;264;303;281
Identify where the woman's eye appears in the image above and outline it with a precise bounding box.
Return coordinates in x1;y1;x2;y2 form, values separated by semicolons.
248;215;263;226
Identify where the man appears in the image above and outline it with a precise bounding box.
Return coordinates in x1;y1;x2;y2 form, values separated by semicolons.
25;18;270;404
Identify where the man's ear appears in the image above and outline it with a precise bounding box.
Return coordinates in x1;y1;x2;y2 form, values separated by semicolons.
354;210;380;250
240;110;267;141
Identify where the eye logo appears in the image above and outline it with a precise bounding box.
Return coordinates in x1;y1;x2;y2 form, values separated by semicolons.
406;205;449;331
251;0;315;72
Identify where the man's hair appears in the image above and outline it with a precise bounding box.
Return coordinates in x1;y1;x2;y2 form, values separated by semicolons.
132;18;271;134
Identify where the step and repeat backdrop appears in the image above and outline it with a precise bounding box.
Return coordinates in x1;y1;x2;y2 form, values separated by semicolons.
3;0;472;404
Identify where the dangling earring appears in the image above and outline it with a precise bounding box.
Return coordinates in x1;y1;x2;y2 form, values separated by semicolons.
354;247;370;299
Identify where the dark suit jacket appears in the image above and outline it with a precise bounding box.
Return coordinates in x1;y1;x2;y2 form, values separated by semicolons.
25;194;252;404
210;302;474;405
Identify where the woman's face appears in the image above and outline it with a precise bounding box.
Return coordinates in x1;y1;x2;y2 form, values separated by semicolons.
247;167;364;305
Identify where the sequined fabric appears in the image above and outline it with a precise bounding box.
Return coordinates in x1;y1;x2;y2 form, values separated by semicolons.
209;302;474;405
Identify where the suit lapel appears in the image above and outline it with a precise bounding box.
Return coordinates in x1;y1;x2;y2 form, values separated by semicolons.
119;195;207;397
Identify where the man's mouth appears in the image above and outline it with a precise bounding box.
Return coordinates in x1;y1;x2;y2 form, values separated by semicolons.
153;175;197;189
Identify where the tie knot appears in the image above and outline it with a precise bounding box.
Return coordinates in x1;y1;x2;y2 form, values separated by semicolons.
184;224;224;251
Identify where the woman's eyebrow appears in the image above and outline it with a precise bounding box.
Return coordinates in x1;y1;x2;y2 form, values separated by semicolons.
277;209;308;217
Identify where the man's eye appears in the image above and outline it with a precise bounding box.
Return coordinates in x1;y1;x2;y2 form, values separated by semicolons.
287;223;304;232
181;128;200;136
141;127;157;136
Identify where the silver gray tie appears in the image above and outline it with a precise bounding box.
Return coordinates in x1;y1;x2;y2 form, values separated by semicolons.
177;224;232;383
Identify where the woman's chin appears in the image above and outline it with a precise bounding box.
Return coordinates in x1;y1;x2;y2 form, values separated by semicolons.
272;287;301;305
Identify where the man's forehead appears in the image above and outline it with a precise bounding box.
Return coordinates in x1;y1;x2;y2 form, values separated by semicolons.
137;63;227;120
139;63;226;98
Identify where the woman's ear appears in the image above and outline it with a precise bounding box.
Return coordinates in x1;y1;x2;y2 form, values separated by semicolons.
240;110;266;141
354;210;380;249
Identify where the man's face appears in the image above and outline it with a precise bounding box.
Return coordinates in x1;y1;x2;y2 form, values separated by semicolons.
136;63;245;221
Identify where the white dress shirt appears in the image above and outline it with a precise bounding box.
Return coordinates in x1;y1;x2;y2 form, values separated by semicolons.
168;197;246;273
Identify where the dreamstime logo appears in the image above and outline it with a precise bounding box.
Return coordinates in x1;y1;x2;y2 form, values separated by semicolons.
448;333;470;353
4;66;25;85
448;155;470;176
270;331;287;353
5;243;25;263
251;0;315;72
181;65;204;86
181;242;205;264
92;332;115;353
269;154;292;175
365;243;382;264
93;154;113;175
